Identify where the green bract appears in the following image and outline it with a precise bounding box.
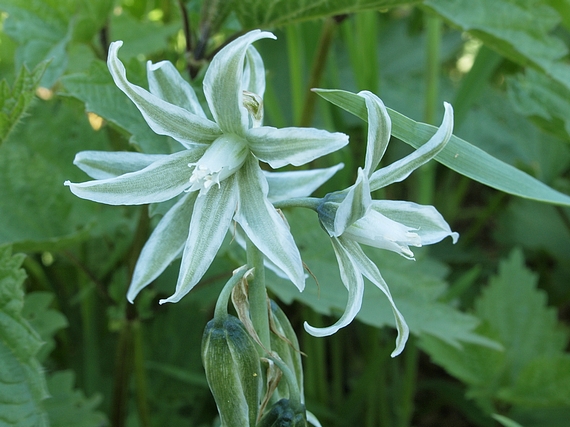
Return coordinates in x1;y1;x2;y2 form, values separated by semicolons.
64;30;348;304
312;91;457;357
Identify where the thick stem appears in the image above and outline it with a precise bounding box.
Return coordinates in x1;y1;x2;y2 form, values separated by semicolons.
397;336;419;427
246;238;271;350
132;320;151;427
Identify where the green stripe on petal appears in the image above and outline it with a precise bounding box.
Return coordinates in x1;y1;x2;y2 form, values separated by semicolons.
265;163;344;202
359;91;391;177
344;238;409;357
370;200;459;245
203;30;276;135
127;192;197;302
369;102;453;191
160;177;239;304
147;60;207;118
243;46;266;98
235;156;305;291
247;126;349;168
74;151;167;179
108;41;220;147
65;149;203;205
303;236;364;337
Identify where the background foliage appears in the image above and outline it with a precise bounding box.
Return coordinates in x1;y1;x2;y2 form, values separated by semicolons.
1;0;570;426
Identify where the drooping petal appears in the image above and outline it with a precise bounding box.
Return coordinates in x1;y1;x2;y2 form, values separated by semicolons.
247;126;349;168
203;30;276;135
74;150;167;179
147;60;206;118
264;163;344;203
108;41;220;147
160;176;239;304
242;46;266;98
127;192;197;302
65;149;204;205
343;238;409;357
303;237;364;337
359;91;391;177
344;209;421;259
235;156;305;291
370;200;459;245
331;168;371;237
369;102;453;191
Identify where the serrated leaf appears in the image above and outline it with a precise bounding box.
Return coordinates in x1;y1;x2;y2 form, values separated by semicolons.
44;371;107;427
0;62;48;145
232;0;417;30
22;292;68;363
420;249;570;410
61;60;177;154
315;88;570;207
266;209;499;349
425;0;570;94
0;246;49;427
0;0;74;87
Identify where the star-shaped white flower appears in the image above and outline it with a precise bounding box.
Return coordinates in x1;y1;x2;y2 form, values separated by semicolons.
309;91;457;357
65;30;348;304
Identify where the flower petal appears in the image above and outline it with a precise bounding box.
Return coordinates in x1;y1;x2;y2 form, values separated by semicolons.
247;126;349;168
108;41;220;147
332;168;371;236
147;60;206;118
344;209;421;259
235;156;305;291
369;102;454;191
65;149;204;205
242;46;266;98
74;151;167;179
160;177;239;304
359;91;391;177
303;237;364;337
127;192;197;302
370;200;459;245
203;30;276;135
264;163;344;203
342;238;409;357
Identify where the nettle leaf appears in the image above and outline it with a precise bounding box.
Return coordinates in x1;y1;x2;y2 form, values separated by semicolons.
0;99;122;251
61;60;177;154
43;371;107;427
0;246;50;427
425;0;570;93
315;89;570;207
22;292;68;363
0;61;48;145
507;68;570;144
0;0;74;87
232;0;417;30
267;209;499;349
420;249;570;410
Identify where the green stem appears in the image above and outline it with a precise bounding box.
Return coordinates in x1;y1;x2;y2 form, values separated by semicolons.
397;336;419;427
111;320;133;427
132;320;151;427
246;238;271;350
287;25;305;126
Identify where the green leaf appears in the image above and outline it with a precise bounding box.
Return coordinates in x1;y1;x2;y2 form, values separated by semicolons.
44;371;107;427
22;292;68;363
61;60;178;154
424;0;570;93
420;249;570;409
0;61;48;145
266;209;499;350
315;88;570;207
507;68;570;143
232;0;418;30
0;246;50;427
0;99;122;251
0;0;74;87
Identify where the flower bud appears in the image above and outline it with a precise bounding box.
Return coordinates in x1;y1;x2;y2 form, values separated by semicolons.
256;398;307;427
202;314;262;427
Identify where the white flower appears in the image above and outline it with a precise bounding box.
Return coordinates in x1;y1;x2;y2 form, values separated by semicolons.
310;91;457;357
65;30;348;304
